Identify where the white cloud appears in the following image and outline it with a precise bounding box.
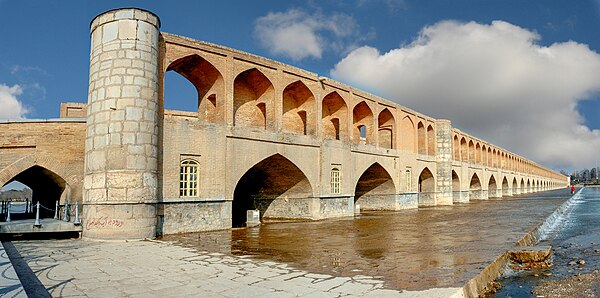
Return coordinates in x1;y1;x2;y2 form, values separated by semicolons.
331;20;600;170
0;84;28;119
254;9;361;61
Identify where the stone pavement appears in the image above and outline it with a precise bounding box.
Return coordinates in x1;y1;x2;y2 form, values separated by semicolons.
0;242;26;297
12;239;462;297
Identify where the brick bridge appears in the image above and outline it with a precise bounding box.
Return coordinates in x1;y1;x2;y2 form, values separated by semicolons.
0;8;568;239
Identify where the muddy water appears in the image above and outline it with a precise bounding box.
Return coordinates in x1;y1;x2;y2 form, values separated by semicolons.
162;189;572;291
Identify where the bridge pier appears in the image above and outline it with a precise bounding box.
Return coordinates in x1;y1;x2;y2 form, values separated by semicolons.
453;190;469;203
355;193;418;211
488;188;499;198
435;120;453;205
470;190;488;200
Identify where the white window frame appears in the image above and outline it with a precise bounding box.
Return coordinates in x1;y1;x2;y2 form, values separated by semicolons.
180;159;199;198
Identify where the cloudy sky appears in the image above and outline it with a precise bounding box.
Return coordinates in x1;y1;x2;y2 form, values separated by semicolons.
1;0;600;172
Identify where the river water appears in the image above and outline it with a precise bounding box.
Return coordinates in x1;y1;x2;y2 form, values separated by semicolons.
163;189;572;291
495;187;600;297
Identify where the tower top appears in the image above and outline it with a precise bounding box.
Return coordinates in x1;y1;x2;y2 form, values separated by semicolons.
90;8;160;33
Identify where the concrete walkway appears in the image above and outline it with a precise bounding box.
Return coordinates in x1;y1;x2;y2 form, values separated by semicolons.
12;239;462;297
0;242;25;298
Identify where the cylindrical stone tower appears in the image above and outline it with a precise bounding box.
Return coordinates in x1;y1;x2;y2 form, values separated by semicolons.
435;119;453;205
83;8;160;239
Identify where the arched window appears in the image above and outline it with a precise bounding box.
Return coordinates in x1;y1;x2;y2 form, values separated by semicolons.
331;168;341;194
180;160;199;197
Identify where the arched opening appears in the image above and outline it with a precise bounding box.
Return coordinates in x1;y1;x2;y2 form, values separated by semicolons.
417;122;426;155
488;175;497;198
482;145;487;166
378;108;395;149
487;147;493;167
453;135;460;160
353;102;374;145
475;143;481;164
492;149;497;167
166;54;224;122
502;177;509;196
468;141;475;163
460;138;468;162
354;163;395;209
521;178;525;193
282;81;315;135
322;92;348;141
427;125;436;156
232;154;313;227
233;68;274;129
1;166;67;220
418;167;435;206
526;179;531;193
470;173;485;200
451;170;466;203
400;116;415;152
513;178;519;195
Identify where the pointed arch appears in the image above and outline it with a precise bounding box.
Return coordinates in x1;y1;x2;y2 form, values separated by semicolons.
427;125;436;156
513;177;519;195
232;154;313;227
453;135;460;160
502;176;509;196
400;116;415;152
354;163;396;209
482;145;487;166
282;80;315;135
322;91;348;141
468;140;475;163
470;173;481;190
378;108;395;149
418;167;435;206
233;68;274;129
166;54;225;122
475;143;481;164
353;101;374;145
460;137;468;162
417;122;426;154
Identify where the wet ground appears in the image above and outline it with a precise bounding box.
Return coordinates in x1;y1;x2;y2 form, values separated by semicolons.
163;189;573;291
495;187;600;297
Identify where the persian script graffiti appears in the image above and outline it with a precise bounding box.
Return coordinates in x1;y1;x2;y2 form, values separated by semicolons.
86;217;125;229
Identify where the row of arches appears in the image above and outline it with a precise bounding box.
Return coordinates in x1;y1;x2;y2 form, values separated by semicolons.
165;54;439;155
229;152;563;227
452;134;552;176
457;171;559;195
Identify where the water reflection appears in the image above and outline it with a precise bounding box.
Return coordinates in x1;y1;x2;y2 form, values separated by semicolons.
163;189;572;291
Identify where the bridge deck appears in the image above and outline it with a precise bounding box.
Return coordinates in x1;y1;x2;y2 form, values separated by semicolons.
0;219;82;234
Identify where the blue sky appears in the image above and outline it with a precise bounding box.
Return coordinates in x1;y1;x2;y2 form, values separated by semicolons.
1;0;600;170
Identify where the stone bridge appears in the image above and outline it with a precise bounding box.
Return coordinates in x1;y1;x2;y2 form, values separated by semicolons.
0;8;568;239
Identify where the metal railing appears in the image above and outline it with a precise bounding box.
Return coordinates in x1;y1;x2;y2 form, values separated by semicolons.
1;199;81;227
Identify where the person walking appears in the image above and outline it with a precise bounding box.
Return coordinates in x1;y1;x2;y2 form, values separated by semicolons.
571;185;575;194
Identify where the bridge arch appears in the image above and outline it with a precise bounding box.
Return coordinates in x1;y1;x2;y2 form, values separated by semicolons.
353;101;374;145
322;91;348;141
0;155;78;219
417;122;426;154
165;54;224;122
453;135;460;160
488;175;497;197
526;179;531;193
400;116;415;152
418;167;435;206
354;163;396;207
232;154;313;227
460;137;468;162
282;80;316;136
378;108;395;149
475;143;481;164
427;125;435;156
513;177;519;194
233;68;274;129
502;176;509;196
